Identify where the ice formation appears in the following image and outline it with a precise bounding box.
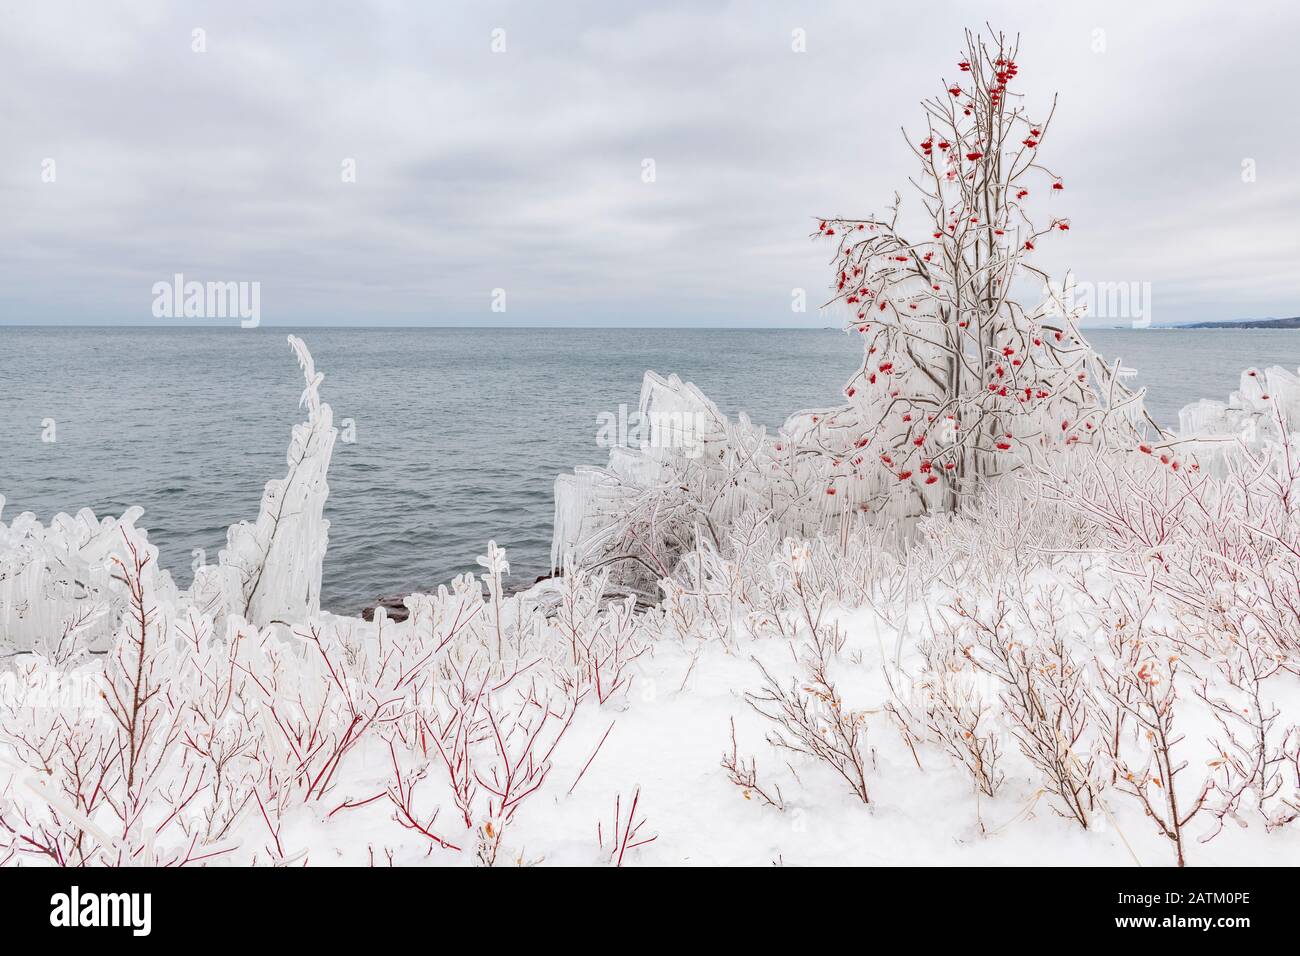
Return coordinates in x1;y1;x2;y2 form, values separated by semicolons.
0;336;334;655
1177;364;1300;474
187;335;336;628
551;371;774;590
0;502;175;655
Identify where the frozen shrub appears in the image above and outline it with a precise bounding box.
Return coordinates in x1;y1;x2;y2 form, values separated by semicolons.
0;504;170;655
1198;639;1300;833
1095;648;1214;867
721;717;787;810
744;641;871;805
596;787;656;867
886;638;1005;798
941;585;1102;827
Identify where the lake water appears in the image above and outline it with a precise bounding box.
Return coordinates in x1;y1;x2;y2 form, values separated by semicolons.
2;326;1296;612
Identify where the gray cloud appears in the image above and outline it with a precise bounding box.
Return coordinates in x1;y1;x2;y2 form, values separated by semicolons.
1;0;1296;326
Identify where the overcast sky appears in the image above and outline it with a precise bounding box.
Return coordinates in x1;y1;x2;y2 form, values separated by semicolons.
1;0;1296;327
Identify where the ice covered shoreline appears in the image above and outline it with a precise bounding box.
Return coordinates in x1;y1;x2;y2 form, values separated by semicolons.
2;333;1299;866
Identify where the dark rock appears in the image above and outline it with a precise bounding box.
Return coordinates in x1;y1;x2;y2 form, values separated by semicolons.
361;595;410;623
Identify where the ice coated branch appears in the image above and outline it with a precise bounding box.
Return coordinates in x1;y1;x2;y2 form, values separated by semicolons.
191;335;337;628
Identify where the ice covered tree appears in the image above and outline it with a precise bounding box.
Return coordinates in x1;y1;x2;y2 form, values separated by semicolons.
550;29;1168;589
808;29;1153;517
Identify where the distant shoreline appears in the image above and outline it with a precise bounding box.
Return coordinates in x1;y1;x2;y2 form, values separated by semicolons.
1170;316;1300;330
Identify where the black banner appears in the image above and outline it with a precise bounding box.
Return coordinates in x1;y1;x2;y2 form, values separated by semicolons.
0;866;1283;943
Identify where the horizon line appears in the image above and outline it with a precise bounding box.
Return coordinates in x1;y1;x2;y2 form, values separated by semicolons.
0;321;1288;332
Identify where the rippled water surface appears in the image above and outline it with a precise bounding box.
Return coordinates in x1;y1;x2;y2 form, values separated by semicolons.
2;326;1296;612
